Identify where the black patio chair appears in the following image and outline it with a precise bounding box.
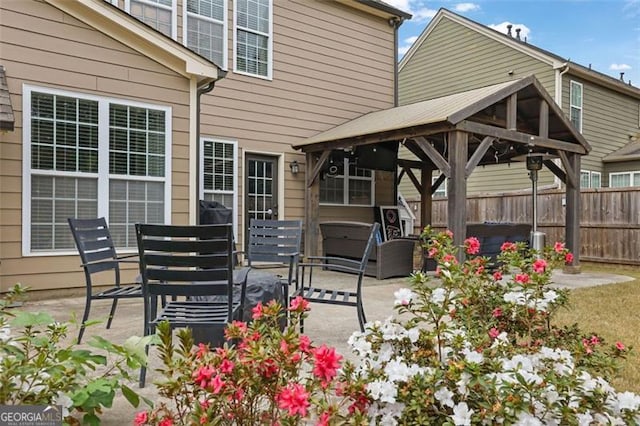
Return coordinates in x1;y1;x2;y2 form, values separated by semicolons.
245;219;303;308
135;223;247;387
292;222;380;332
67;217;142;344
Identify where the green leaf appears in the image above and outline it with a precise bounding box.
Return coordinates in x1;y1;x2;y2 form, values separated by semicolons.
11;312;55;327
121;385;140;408
82;412;100;426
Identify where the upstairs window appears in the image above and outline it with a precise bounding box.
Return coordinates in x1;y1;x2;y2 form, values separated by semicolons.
127;0;176;39
570;80;583;132
432;175;447;197
185;0;227;68
320;159;374;206
234;0;272;78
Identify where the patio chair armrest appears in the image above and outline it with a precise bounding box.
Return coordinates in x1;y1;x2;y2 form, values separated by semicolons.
303;255;361;267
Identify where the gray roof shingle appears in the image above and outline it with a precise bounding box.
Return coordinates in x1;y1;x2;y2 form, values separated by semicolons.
0;65;15;132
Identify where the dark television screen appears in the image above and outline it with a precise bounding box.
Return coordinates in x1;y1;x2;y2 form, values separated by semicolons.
354;141;399;171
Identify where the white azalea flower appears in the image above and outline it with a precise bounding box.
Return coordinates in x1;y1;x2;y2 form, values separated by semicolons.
431;287;447;304
451;401;473;426
515;412;543;425
54;392;73;418
393;288;415;306
367;380;397;404
617;391;640;411
0;325;10;342
434;387;455;408
405;327;420;343
463;348;484;365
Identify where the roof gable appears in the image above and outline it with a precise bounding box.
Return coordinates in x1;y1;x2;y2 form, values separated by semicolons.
400;8;640;100
44;0;223;84
0;65;15;132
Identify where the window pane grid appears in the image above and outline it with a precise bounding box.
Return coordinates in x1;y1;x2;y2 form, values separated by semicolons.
130;0;173;37
320;159;372;205
235;0;270;77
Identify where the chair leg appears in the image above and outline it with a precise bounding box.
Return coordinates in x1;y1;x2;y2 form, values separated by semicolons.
357;299;367;333
106;299;118;329
77;295;92;344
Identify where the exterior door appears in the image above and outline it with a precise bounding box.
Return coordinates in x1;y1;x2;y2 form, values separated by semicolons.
245;154;278;244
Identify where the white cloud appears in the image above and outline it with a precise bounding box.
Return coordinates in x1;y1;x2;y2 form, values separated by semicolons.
453;3;480;12
383;0;437;22
404;35;419;44
610;63;632;71
488;22;531;40
398;45;412;55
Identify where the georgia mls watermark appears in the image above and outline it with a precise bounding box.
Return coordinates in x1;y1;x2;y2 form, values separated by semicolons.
0;405;62;426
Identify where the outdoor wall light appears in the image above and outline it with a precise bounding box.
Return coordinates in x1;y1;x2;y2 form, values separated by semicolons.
289;160;299;175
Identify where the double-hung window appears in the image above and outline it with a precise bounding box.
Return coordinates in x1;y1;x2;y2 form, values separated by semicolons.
320;160;374;206
234;0;272;78
580;170;601;188
570;81;583;132
184;0;227;68
23;86;171;255
200;138;237;234
127;0;176;39
432;175;447;197
609;171;640;188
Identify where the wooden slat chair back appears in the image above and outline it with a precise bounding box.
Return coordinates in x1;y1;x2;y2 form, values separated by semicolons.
67;217;142;344
135;223;245;387
292;221;380;332
246;219;302;304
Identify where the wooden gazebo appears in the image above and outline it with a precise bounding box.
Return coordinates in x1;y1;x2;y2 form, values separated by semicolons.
293;76;591;268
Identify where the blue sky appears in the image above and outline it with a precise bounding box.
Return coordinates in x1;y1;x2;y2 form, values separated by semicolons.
387;0;640;86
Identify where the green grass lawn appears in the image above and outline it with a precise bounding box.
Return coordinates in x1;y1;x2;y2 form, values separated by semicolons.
554;263;640;393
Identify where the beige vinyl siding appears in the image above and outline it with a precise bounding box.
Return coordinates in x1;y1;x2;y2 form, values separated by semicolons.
198;0;395;237
397;16;556;199
562;75;640;184
0;0;190;292
604;161;640;187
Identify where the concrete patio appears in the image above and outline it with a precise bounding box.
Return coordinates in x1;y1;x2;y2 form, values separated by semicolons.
16;267;634;424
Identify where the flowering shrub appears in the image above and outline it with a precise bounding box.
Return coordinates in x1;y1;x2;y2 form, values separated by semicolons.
341;227;639;425
135;297;368;425
0;284;150;426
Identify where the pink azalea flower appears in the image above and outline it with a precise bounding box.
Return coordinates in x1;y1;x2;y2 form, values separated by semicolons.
289;296;310;312
442;254;458;264
428;247;438;257
492;307;503;318
464;237;481;255
312;345;343;385
252;302;264;320
515;273;530;285
488;327;500;339
616;341;626;351
317;411;331;426
501;241;517;252
134;411;148;426
219;359;234;374
210;374;225;394
299;335;312;353
493;271;503;281
565;252;574;264
193;365;215;388
590;335;600;346
277;383;310;417
532;258;547;274
445;230;454;238
554;241;565;253
158;418;173;426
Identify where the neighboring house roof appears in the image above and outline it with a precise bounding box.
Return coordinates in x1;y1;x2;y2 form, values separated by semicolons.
0;65;14;132
293;76;589;155
44;0;224;84
400;8;640;100
603;137;640;163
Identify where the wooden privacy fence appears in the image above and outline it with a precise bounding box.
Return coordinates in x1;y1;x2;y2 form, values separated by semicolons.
406;187;640;265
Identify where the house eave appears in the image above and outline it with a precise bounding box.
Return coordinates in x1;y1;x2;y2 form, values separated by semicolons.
44;0;223;84
564;63;640;100
336;0;411;20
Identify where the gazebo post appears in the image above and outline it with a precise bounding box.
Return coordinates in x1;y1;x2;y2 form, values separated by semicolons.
305;151;321;257
447;131;468;261
565;152;581;272
420;165;433;230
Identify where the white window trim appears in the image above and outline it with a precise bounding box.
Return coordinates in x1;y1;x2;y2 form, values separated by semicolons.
183;0;228;70
432;175;447;196
125;0;178;40
22;84;172;256
319;158;375;207
232;0;273;80
590;171;601;188
609;171;640;188
199;137;238;240
569;80;583;133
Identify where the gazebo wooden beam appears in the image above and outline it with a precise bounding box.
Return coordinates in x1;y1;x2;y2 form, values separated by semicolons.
565;152;581;271
305;151;321;257
544;159;566;183
414;136;451;177
421;165;433;229
405;167;422;194
447;131;468;261
306;150;331;188
465;136;495;178
558;150;578;189
397;158;424;169
432;173;446;195
456;120;586;154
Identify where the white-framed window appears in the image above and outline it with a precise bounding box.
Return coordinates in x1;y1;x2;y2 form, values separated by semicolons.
432;175;447;197
233;0;272;79
570;80;583;132
126;0;177;39
200;137;237;237
609;171;640;188
184;0;227;69
580;170;601;188
22;85;171;255
320;159;374;206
